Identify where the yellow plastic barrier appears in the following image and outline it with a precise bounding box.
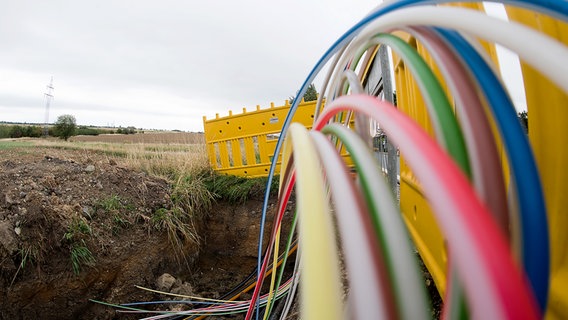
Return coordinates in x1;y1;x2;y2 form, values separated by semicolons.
504;7;568;319
203;99;318;177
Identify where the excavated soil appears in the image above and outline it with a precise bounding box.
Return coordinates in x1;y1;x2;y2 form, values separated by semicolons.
0;145;279;319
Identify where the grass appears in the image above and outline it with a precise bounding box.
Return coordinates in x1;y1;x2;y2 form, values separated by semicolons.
96;194;134;214
202;173;279;204
32;139;130;157
10;245;41;287
0;140;34;150
151;207;199;266
63;217;96;274
94;195;136;234
63;217;92;241
70;240;96;275
98;194;124;211
124;143;209;180
171;172;213;215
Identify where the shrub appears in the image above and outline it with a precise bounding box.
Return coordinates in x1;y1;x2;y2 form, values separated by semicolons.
76;126;103;136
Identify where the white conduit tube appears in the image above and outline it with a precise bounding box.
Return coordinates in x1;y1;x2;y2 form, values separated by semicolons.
349;5;568;95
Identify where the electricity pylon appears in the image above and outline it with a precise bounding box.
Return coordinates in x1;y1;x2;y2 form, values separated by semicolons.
43;76;54;137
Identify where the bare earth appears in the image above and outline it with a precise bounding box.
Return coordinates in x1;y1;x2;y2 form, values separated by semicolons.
0;146;273;319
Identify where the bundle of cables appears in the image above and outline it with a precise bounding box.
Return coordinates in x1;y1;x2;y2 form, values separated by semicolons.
97;1;567;319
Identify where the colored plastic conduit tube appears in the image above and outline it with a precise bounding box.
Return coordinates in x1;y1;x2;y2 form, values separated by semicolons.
257;0;568;283
405;25;509;235
358;33;470;175
352;6;568;95
434;27;549;311
257;1;567;315
263;213;298;319
262;164;296;319
328;43;472;318
317;124;430;320
315;94;540;319
326;55;468;318
315;4;556;311
281;122;343;319
310;129;395;319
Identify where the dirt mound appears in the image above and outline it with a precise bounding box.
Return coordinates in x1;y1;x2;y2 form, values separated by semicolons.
0;148;196;319
0;146;282;319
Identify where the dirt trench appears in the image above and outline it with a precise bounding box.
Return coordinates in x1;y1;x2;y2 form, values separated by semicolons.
0;147;280;319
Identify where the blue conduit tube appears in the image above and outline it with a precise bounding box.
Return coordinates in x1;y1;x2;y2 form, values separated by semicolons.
255;1;568;317
434;27;549;311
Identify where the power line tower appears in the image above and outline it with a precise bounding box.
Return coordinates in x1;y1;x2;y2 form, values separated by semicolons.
43;76;54;137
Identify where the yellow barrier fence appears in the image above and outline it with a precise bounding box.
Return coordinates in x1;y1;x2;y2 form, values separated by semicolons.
203;99;318;177
504;7;568;319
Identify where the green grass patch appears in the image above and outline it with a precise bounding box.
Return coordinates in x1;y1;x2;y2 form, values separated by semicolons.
63;218;92;241
38;143;129;158
98;194;124;211
70;240;95;275
95;195;135;234
62;218;95;275
202;172;279;204
96;194;134;213
0;140;34;150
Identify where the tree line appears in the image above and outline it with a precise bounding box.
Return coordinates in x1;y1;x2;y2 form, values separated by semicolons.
0;114;139;140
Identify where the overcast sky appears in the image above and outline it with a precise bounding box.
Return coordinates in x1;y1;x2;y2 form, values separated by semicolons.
1;1;525;133
1;0;381;132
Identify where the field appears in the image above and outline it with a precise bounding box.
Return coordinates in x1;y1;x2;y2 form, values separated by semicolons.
0;134;281;319
70;131;205;144
19;133;209;185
